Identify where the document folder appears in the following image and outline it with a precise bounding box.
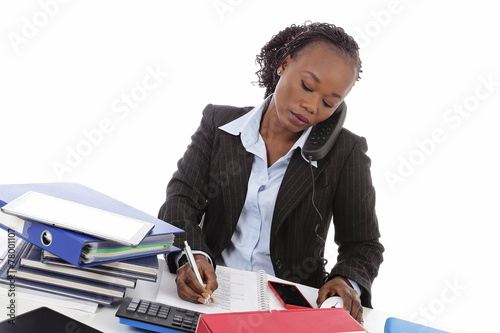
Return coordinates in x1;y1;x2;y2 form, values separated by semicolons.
384;317;449;333
196;308;366;333
0;182;182;267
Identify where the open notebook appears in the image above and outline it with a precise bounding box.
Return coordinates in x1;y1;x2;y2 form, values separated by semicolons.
156;266;319;314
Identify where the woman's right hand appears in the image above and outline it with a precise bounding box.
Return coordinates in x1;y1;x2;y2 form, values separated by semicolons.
175;254;218;304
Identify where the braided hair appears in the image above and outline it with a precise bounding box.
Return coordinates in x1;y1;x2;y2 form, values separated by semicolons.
255;22;362;98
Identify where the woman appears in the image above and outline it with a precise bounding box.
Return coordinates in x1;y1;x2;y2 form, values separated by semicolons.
158;22;384;324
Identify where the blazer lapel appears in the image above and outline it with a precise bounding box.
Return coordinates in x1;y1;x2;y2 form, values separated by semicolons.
271;150;327;237
218;132;253;230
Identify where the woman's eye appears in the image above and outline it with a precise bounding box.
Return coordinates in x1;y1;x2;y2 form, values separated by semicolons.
301;80;334;108
323;101;333;108
301;80;312;92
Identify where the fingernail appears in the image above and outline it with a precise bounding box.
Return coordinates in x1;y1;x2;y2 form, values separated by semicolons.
198;297;206;304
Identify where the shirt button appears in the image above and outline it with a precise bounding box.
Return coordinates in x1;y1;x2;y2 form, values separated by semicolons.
276;260;282;270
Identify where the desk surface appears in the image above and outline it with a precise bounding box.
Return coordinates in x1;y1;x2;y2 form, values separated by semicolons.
1;260;392;333
0;298;390;333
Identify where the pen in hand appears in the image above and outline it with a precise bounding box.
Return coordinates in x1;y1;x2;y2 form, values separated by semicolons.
183;241;211;305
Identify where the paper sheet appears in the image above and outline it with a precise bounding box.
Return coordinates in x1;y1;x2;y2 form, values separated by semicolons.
156;266;261;314
211;266;261;312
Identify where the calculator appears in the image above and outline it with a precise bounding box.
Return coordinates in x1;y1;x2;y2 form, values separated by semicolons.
115;297;202;333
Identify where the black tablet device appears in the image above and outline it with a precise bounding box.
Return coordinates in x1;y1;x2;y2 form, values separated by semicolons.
0;306;103;333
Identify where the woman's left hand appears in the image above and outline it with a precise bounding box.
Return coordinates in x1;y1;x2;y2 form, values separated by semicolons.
316;276;363;325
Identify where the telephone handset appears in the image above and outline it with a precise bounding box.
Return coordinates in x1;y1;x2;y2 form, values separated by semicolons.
303;100;347;160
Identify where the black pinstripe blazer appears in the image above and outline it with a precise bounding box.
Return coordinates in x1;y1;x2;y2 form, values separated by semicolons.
158;103;384;307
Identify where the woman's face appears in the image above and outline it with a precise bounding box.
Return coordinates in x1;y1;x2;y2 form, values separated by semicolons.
271;42;357;133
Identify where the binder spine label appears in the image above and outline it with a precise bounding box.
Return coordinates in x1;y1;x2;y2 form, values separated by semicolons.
0;210;26;233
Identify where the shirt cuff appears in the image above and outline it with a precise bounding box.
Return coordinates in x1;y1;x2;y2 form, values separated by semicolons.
174;250;213;268
348;278;362;297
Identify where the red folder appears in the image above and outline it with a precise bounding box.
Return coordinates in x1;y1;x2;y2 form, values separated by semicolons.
196;308;366;333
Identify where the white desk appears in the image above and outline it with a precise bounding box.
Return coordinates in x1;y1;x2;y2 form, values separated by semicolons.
1;259;392;332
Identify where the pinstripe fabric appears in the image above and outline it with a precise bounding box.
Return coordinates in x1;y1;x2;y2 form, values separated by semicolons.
158;104;384;307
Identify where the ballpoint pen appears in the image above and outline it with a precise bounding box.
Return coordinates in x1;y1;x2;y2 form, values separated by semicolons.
183;240;210;305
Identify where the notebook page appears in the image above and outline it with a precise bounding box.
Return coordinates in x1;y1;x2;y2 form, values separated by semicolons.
156;266;267;314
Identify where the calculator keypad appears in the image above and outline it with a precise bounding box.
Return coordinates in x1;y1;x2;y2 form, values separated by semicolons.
116;297;201;333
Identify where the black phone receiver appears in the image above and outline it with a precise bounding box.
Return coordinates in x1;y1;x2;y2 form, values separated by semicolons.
303;101;347;161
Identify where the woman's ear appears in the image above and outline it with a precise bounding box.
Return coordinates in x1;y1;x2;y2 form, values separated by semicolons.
278;55;292;74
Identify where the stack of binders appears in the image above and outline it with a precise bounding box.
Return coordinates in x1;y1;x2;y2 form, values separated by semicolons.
0;238;156;305
0;182;183;306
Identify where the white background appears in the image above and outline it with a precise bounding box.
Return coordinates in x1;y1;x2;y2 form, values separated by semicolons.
1;1;499;332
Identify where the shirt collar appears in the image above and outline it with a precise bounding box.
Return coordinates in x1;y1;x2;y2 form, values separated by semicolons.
219;95;317;167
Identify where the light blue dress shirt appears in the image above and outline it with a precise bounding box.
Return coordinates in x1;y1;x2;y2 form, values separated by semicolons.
216;96;315;275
